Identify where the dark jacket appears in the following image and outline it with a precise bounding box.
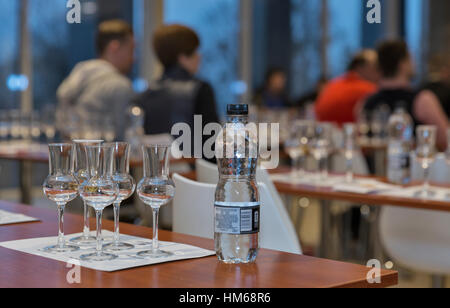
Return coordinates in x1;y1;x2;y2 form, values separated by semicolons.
133;65;219;161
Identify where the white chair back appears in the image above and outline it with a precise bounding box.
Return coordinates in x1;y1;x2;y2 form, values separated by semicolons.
379;152;450;275
172;173;302;254
195;159;219;184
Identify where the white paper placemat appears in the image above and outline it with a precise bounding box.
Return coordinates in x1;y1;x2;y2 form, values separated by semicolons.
381;186;450;202
0;209;39;226
0;231;215;272
270;172;346;188
333;179;400;194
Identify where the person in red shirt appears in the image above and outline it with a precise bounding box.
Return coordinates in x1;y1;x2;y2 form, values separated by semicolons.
315;50;379;125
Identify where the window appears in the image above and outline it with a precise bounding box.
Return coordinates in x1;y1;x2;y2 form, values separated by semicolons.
165;0;240;116
327;0;362;77
0;0;19;109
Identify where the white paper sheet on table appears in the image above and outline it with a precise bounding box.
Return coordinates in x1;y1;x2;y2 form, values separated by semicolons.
0;231;215;272
381;186;450;202
333;179;400;194
0;209;39;226
270;172;346;188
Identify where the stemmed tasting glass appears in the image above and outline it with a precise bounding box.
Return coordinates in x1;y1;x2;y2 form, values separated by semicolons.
104;142;136;251
343;123;356;183
70;140;103;245
79;144;119;261
42;144;79;253
137;145;175;258
415;125;437;198
311;122;333;181
284;120;314;178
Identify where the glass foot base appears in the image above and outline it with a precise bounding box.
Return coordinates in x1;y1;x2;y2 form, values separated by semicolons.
103;241;135;251
137;249;174;259
70;235;97;245
414;189;436;199
80;252;118;262
43;244;79;253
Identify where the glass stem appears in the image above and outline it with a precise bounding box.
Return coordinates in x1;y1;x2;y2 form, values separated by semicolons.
83;201;90;238
423;165;430;193
346;158;353;183
291;157;299;178
56;202;66;249
113;201;121;246
319;156;328;180
95;209;103;256
298;155;305;177
152;207;160;253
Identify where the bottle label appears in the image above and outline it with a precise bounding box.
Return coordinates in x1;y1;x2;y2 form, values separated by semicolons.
214;202;260;235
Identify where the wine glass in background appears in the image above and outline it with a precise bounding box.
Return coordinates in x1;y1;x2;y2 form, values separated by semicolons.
70;140;103;246
42;144;79;253
284;120;314;178
41;104;56;143
30;112;41;150
343;123;357;183
10;110;21;143
0;112;9;144
104;142;136;252
284;124;302;178
79;144;119;261
357;111;370;146
311;122;333;181
445;128;450;199
415;125;437;198
137;144;175;258
370;108;383;146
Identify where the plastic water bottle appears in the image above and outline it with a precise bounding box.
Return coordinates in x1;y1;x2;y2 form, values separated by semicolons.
214;104;260;264
387;106;413;184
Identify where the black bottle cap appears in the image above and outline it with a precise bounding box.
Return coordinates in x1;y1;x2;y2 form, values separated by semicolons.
227;104;249;116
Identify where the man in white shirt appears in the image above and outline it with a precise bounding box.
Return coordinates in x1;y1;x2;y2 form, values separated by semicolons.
57;19;135;141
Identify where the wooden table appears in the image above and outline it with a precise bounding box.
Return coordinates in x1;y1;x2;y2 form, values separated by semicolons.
0;201;397;288
272;172;450;213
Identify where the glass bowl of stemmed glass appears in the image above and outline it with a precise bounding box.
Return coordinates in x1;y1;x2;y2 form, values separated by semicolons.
136;144;175;258
414;125;437;198
103;142;136;251
42;143;80;253
70;139;103;246
78;144;119;261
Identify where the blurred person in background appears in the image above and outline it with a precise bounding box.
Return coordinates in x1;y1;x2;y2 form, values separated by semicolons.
315;50;379;126
133;24;219;160
363;40;448;151
255;68;292;109
57;19;135;141
296;75;328;108
421;54;450;118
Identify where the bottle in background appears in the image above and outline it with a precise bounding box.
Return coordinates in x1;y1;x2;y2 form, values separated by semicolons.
387;104;413;184
214;104;260;264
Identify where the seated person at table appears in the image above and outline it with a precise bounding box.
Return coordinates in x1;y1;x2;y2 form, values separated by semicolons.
57;20;135;141
421;54;450;118
133;24;219;160
254;68;292;109
362;40;449;151
315;50;379;126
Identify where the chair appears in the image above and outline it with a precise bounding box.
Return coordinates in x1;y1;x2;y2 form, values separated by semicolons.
172;173;302;254
379;152;450;287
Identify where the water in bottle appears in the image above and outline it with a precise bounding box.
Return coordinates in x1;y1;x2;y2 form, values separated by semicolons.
387;105;413;184
215;104;260;264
